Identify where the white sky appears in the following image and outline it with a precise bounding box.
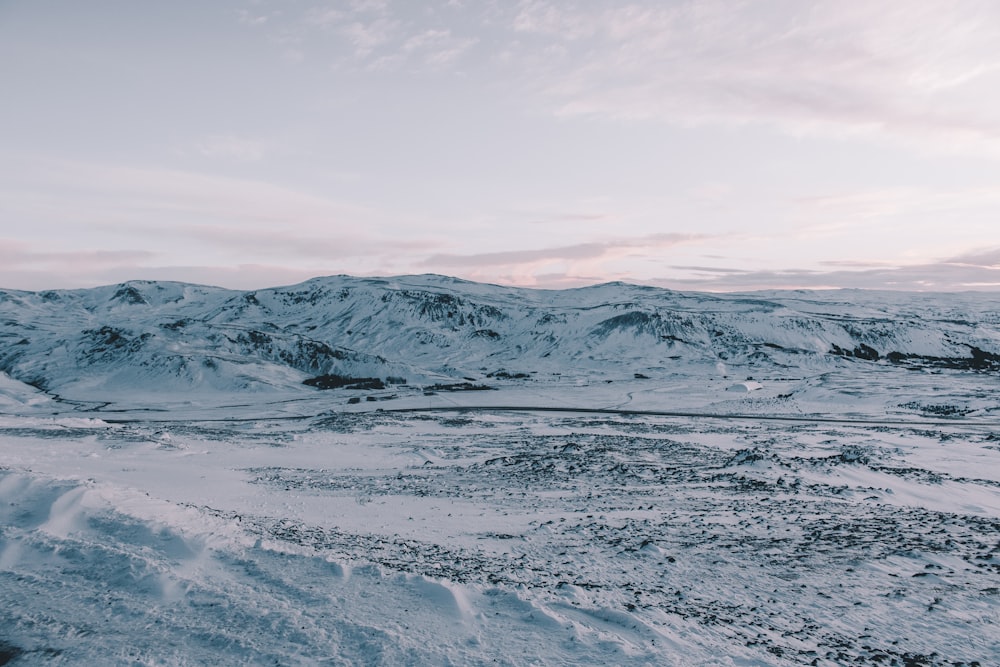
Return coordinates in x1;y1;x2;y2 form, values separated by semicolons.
2;0;1000;292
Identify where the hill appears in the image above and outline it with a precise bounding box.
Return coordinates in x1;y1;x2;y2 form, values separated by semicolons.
1;274;999;411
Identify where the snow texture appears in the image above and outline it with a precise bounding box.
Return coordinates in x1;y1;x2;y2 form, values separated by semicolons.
0;275;998;665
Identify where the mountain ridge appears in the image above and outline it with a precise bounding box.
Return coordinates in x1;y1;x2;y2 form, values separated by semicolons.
2;274;999;402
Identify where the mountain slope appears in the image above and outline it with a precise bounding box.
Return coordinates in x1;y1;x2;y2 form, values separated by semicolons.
1;275;999;401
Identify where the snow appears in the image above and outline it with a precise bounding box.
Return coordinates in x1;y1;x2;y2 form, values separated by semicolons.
1;400;998;665
0;371;53;411
0;276;999;665
4;275;1000;407
726;380;763;393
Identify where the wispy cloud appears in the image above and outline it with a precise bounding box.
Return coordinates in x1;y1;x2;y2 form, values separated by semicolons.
424;233;709;269
417;232;718;287
260;1;1000;155
237;9;270;27
0;154;434;288
947;247;1000;268
0;240;155;269
424;242;604;268
505;0;1000;157
662;247;1000;292
0;239;158;291
342;17;399;59
2;155;376;231
402;28;477;67
157;224;438;262
282;0;480;71
795;186;1000;218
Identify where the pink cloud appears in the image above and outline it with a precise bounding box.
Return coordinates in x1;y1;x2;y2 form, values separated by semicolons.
662;248;1000;292
0;239;155;270
423;233;708;268
508;1;1000;157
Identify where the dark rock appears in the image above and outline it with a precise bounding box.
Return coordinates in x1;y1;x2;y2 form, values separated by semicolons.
303;374;386;390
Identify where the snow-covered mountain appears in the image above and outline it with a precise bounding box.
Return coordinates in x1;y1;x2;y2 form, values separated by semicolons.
3;276;1000;666
2;274;999;399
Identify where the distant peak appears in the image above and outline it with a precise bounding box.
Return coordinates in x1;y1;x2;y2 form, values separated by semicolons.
111;284;149;305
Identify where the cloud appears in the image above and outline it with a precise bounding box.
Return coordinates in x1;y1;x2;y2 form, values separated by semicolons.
399;28;477;67
248;1;1000;155
669;265;757;275
0;154;445;289
947;247;1000;268
237;10;270;27
0;229;433;291
661;247;1000;292
423;233;708;268
2;154;376;232
288;1;479;71
424;242;605;268
505;0;1000;157
342;16;399;59
795;186;1000;218
0;240;156;270
156;224;438;262
0;239;160;291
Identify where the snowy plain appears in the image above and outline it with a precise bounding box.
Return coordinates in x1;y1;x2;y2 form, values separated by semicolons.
1;276;999;665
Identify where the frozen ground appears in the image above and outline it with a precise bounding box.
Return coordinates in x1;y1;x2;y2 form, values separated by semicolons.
1;377;999;665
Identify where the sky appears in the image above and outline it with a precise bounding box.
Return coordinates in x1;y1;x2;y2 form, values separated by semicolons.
2;0;1000;292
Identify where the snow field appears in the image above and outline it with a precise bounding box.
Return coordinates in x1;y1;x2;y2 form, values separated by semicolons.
0;406;997;665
